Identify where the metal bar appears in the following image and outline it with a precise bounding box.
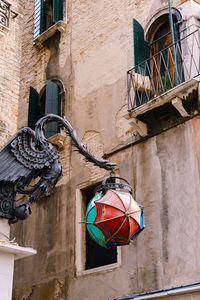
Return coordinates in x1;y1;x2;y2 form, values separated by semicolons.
168;0;175;46
168;0;179;85
150;31;171;47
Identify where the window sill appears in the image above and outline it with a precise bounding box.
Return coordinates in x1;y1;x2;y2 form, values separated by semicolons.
76;256;122;277
33;20;67;48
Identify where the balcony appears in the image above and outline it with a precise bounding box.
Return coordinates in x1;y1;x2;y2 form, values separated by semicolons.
0;0;10;28
127;29;200;116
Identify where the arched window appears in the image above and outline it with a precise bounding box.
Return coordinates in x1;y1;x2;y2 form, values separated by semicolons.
28;80;64;138
149;15;183;95
132;9;183;107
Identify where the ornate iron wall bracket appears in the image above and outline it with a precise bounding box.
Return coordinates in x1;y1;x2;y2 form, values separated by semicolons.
0;114;117;223
0;0;10;28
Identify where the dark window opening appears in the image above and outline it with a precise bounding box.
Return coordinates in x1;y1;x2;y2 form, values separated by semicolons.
82;184;118;270
34;0;63;39
150;18;183;94
45;0;54;29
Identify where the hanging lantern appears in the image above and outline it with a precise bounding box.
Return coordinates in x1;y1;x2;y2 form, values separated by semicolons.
85;176;144;248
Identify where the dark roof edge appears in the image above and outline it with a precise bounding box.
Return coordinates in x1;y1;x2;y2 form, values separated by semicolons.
108;281;200;300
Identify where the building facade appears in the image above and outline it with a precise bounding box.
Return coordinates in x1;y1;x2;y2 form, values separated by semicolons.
0;0;199;299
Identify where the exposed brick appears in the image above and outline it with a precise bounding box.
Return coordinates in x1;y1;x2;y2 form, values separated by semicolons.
0;0;22;148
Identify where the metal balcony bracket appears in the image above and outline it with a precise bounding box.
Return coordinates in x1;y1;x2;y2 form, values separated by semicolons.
171;97;190;117
10;10;18;19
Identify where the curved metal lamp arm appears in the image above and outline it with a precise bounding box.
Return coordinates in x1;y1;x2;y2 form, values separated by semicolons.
35;114;117;171
0;114;117;223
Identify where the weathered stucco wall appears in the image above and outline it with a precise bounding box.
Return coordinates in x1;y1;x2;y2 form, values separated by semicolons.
11;0;200;300
66;119;200;300
13;118;200;300
0;0;22;148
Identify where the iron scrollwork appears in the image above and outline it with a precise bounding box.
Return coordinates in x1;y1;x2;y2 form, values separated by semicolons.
0;114;117;223
0;182;15;219
0;0;10;28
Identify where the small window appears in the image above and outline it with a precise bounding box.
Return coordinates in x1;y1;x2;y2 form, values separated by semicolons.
28;80;61;138
83;186;118;270
34;0;63;39
76;182;121;276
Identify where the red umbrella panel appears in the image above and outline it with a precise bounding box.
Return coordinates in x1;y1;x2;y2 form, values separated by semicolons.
86;189;144;248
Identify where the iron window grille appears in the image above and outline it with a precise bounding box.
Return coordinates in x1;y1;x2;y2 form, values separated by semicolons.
0;0;10;28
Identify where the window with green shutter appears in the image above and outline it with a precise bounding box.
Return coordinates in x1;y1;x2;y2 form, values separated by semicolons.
133;18;150;75
34;0;46;39
53;0;63;24
45;80;61;138
28;81;61;138
133;19;150;106
28;87;42;129
34;0;64;39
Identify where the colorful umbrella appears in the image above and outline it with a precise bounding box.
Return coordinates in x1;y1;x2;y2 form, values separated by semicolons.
86;183;144;248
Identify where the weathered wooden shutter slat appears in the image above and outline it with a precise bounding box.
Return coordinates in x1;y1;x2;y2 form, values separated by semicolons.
53;0;63;24
34;0;41;38
28;87;42;130
45;80;60;138
133;18;150;75
34;0;46;39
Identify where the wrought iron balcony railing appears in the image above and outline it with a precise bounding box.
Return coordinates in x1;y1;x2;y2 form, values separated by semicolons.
0;0;10;28
127;29;200;111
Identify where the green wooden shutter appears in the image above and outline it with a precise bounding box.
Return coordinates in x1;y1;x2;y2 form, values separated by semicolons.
45;80;61;138
53;0;63;24
34;0;46;39
133;19;150;106
133;18;150;75
28;87;42;130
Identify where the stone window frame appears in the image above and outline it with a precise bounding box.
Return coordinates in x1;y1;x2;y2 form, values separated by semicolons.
75;178;122;277
144;7;182;43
